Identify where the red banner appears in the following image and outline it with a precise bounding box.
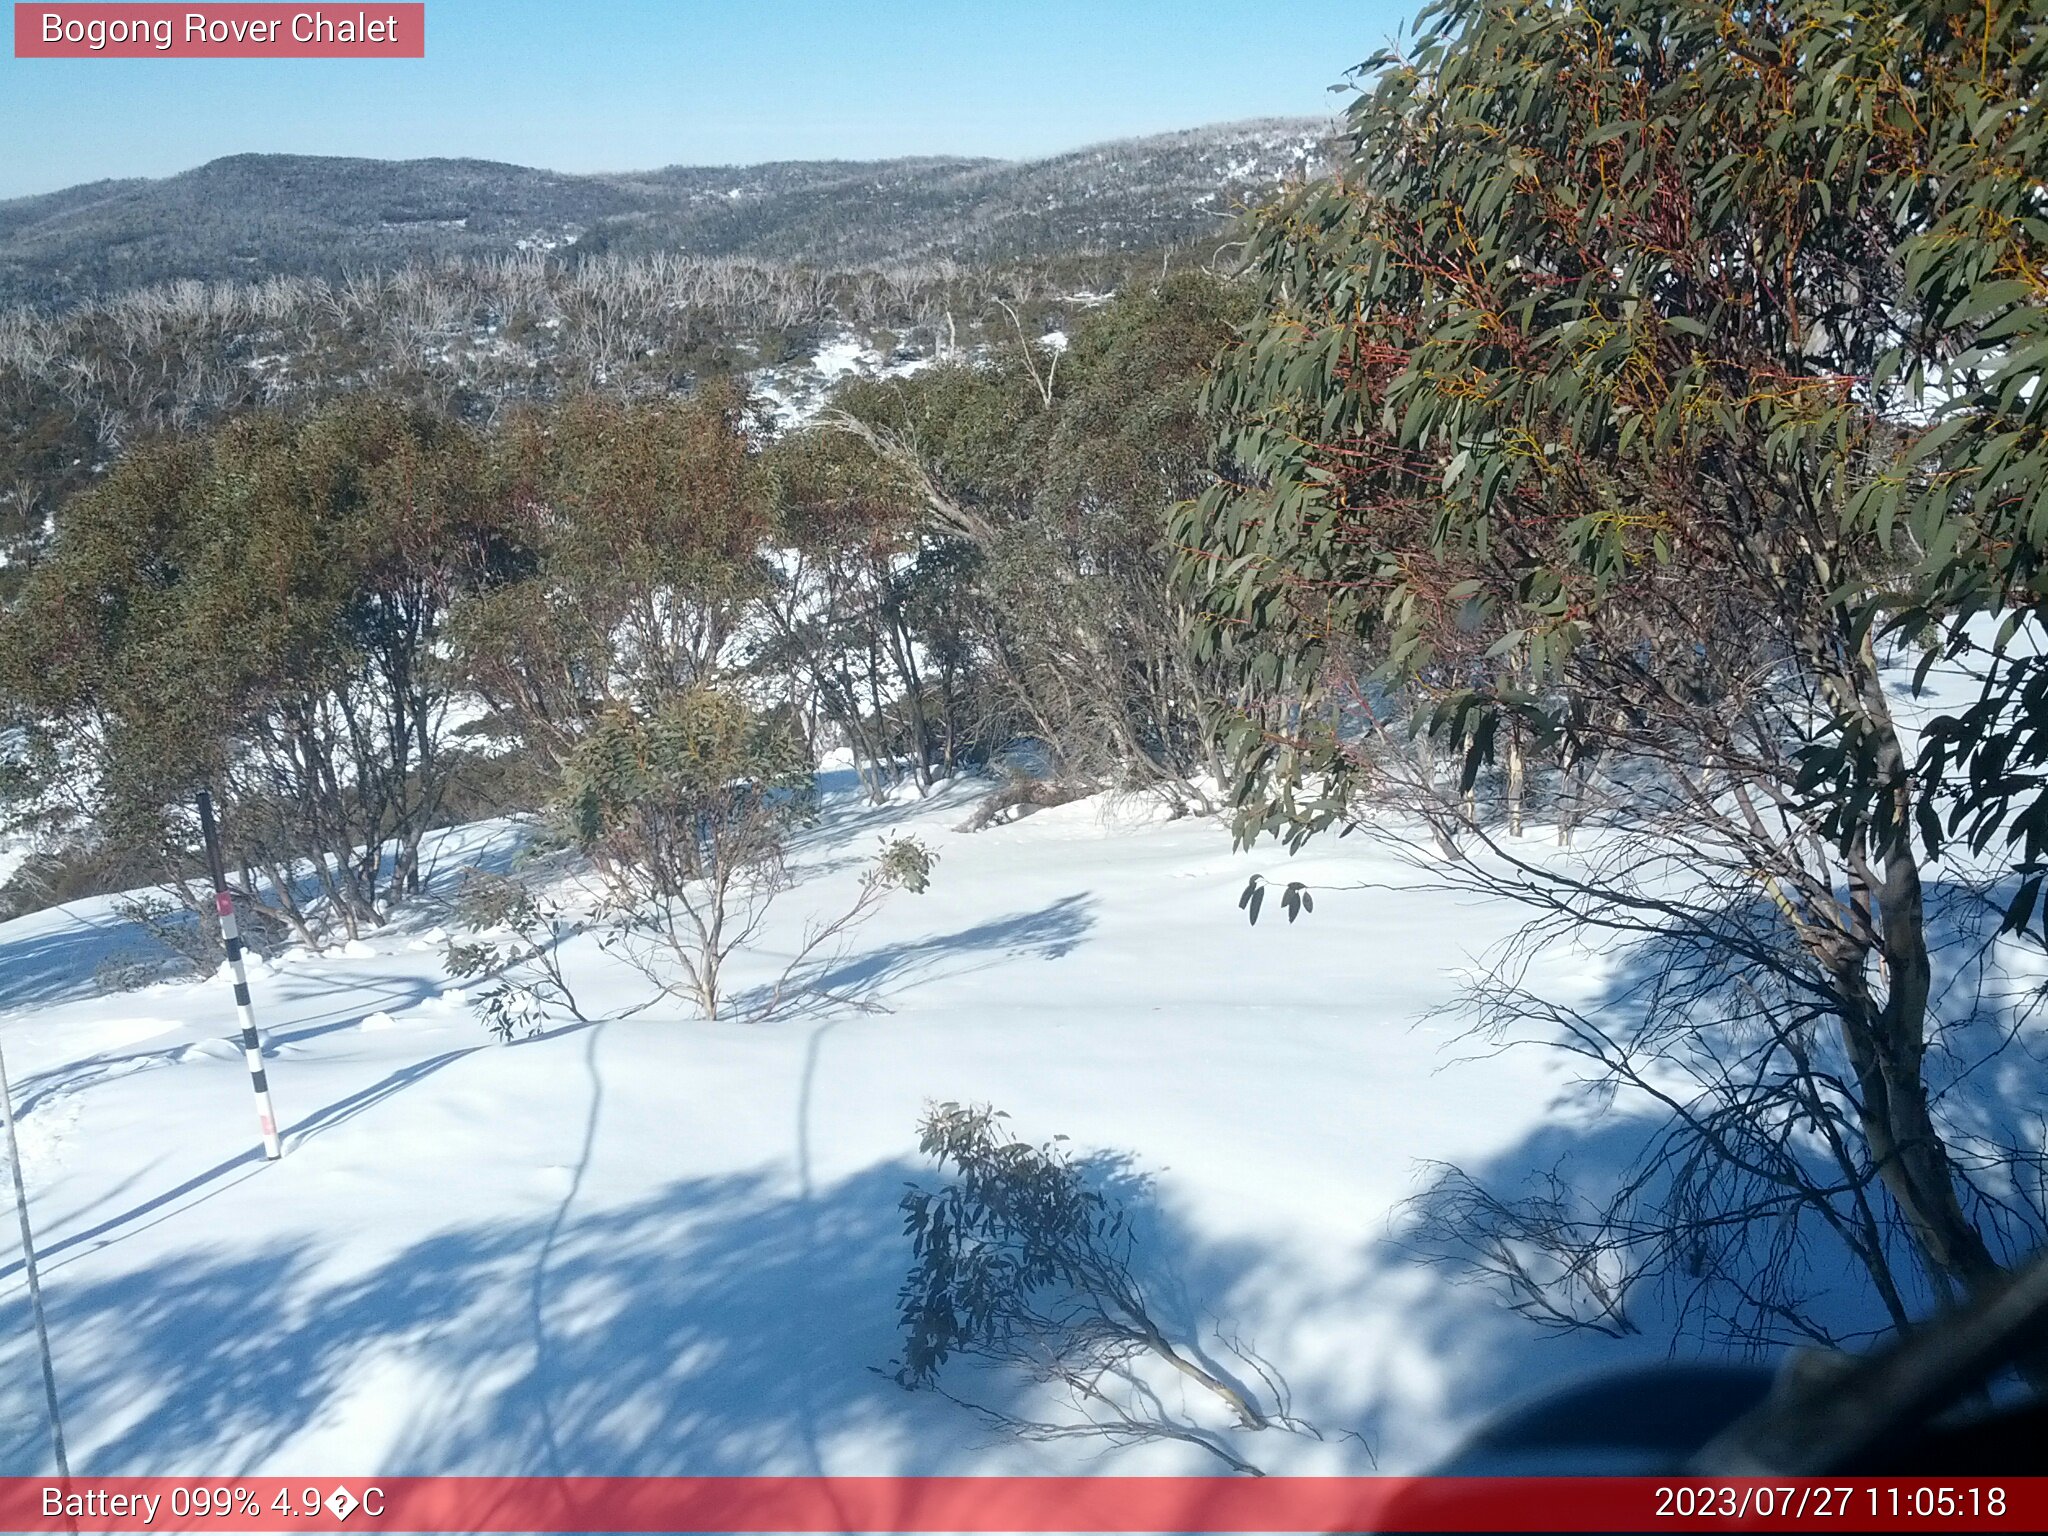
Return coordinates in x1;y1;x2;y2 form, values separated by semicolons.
0;1476;2043;1532
13;5;424;58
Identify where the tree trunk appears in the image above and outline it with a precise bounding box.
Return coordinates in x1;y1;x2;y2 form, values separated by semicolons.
1833;666;2005;1299
1506;719;1525;838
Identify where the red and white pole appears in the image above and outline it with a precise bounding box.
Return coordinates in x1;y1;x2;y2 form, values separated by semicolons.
197;791;282;1160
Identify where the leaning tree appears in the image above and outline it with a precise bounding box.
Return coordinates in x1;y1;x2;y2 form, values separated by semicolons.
1178;0;2048;1342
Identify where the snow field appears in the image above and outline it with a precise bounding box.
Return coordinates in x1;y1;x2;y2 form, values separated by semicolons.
1;777;1684;1477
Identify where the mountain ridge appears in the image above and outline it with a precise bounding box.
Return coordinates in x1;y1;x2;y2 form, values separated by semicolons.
0;117;1335;306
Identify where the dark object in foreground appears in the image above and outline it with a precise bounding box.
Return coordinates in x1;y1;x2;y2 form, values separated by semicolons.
1420;1250;2048;1481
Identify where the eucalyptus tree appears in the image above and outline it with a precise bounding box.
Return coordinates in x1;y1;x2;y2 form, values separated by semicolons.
1178;0;2048;1336
447;381;773;772
808;274;1250;800
0;396;510;941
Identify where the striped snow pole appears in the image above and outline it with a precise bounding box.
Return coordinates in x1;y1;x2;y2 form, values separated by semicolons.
197;791;282;1161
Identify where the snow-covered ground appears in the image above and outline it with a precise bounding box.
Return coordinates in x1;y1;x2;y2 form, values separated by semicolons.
751;332;937;429
0;774;1671;1479
3;641;2045;1483
5;744;2038;1480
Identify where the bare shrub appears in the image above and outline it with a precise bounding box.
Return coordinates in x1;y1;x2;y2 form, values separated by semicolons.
442;866;591;1042
475;688;937;1029
1405;1164;1641;1339
891;1101;1324;1475
112;894;227;979
93;951;175;994
565;691;811;1021
738;833;936;1021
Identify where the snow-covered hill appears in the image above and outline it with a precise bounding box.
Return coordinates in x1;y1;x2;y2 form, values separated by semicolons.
0;119;1333;308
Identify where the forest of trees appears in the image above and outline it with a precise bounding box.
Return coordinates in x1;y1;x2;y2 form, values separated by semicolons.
0;244;1226;587
0;271;1246;951
2;0;2045;1375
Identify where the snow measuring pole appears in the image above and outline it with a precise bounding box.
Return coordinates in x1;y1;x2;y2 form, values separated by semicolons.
0;1028;69;1478
197;791;282;1160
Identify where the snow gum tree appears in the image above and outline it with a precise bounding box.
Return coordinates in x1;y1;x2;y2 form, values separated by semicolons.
1177;0;2048;1338
804;275;1251;803
0;396;511;942
757;424;980;797
447;382;772;771
563;686;814;1021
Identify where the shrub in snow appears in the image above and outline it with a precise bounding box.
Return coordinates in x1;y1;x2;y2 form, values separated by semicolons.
873;833;936;893
565;689;814;1021
954;770;1095;833
101;890;284;987
565;690;935;1022
473;984;549;1043
453;686;937;1029
112;893;236;977
892;1101;1321;1475
92;949;171;994
739;832;936;1020
443;868;589;1041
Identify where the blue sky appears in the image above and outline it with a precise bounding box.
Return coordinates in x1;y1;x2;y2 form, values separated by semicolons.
0;1;1409;199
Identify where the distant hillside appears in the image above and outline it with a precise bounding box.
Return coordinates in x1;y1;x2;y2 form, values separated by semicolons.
0;119;1332;307
0;155;664;307
582;120;1331;266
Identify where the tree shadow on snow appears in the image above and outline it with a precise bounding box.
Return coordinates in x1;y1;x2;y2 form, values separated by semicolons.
25;871;2035;1477
2;1040;506;1297
1335;874;2048;1465
5;968;452;1124
0;906;172;1011
0;1157;1297;1481
730;894;1097;1020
